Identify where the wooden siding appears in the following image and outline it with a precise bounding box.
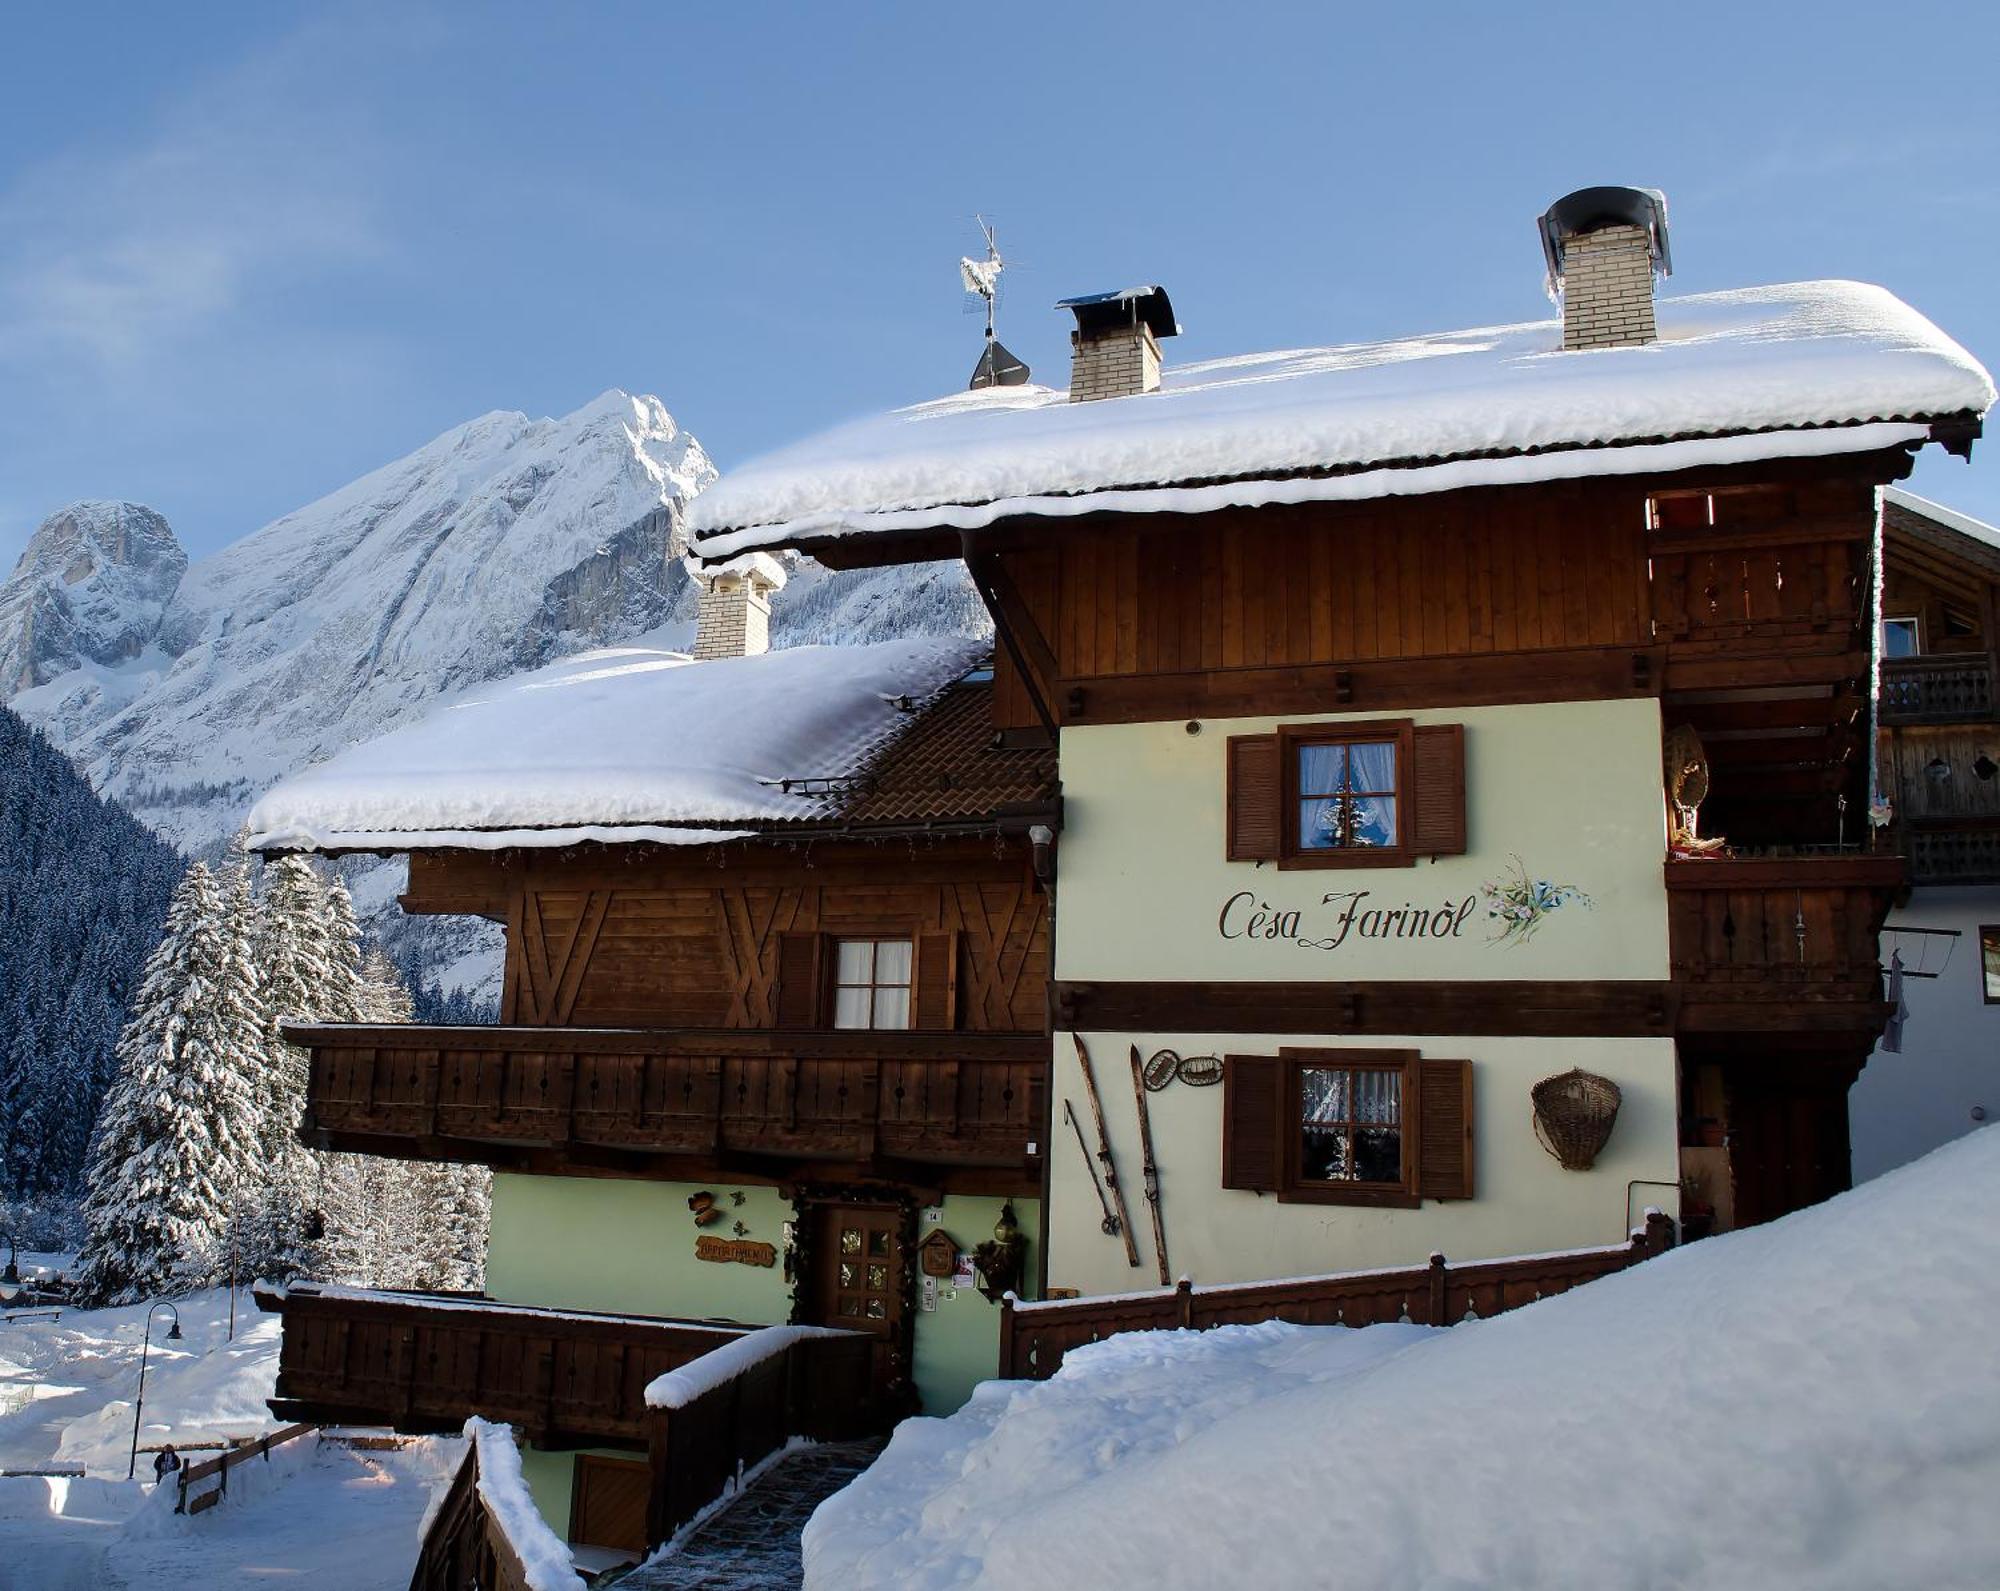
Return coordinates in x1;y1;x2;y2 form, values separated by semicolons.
255;1284;745;1447
293;1023;1047;1182
983;473;1884;729
422;846;1048;1036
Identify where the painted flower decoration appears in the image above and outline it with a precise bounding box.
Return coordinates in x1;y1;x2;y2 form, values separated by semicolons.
1481;856;1592;946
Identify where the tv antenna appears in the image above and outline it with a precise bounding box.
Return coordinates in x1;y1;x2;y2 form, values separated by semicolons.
962;215;1029;389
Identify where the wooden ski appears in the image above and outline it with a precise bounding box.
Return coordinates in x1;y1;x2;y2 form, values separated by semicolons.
1073;1033;1139;1268
1129;1044;1170;1285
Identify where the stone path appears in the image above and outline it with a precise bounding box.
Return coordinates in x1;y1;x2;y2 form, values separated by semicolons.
618;1441;882;1591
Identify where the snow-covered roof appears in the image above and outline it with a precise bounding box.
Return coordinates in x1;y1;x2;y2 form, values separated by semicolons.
689;280;1994;559
1885;486;2000;555
244;636;986;854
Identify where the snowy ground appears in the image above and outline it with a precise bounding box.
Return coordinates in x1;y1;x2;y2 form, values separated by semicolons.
0;1273;456;1588
805;1124;2000;1591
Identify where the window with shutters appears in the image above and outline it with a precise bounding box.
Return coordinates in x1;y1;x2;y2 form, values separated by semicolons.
832;938;914;1030
1221;1049;1474;1207
1227;719;1465;868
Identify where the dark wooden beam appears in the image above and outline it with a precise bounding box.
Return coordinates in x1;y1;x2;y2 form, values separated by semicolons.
1052;979;1675;1037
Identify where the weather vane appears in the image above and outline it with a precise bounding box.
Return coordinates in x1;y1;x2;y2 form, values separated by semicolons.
963;216;1029;390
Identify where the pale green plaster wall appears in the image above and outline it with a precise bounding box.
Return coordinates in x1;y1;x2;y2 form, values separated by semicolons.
911;1195;1037;1415
486;1175;792;1325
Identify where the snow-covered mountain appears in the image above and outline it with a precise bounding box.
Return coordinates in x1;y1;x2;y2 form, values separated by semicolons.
0;502;187;695
1;388;987;995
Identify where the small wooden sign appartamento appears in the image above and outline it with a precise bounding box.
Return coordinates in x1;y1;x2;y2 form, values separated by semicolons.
696;1236;777;1268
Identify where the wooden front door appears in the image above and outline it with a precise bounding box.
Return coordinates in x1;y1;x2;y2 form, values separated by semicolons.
569;1454;649;1554
808;1201;911;1411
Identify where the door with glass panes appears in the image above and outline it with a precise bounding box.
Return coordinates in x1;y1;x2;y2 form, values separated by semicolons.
808;1201;909;1409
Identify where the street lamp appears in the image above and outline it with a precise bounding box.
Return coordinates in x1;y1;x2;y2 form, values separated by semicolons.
0;1231;23;1306
127;1302;184;1481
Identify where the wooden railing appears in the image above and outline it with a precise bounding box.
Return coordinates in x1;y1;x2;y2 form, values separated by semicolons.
1665;856;1902;1034
644;1327;874;1545
1905;819;2000;884
998;1214;1676;1381
1650;527;1865;659
289;1023;1046;1171
1880;655;1995;723
176;1422;317;1515
255;1283;750;1447
411;1420;574;1591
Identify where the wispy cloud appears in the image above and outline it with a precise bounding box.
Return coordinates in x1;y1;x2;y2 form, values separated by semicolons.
0;16;401;368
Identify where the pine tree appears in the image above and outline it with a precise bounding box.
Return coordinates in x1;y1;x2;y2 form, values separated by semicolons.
73;863;266;1305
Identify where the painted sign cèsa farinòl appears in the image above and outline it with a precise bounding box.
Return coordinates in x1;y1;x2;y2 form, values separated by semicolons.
1220;862;1592;951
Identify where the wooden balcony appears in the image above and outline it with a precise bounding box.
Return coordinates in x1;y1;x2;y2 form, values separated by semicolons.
1666;855;1902;1038
253;1283;749;1447
289;1023;1047;1180
1880;655;1995;724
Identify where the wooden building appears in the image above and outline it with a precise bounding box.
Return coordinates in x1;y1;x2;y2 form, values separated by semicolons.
686;186;1990;1288
246;184;1993;1559
1850;489;2000;1179
247;633;1056;1559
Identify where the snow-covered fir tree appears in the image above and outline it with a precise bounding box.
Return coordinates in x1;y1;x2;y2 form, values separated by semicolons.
316;949;490;1291
73;862;266;1305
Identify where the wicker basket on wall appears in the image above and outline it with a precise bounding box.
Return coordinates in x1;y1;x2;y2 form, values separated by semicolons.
1531;1068;1623;1171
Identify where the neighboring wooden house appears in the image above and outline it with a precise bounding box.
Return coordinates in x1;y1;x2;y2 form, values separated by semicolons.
1851;489;2000;1178
247;623;1056;1558
686;185;1990;1289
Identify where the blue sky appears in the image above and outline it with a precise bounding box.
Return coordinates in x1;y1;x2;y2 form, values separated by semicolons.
3;2;1998;567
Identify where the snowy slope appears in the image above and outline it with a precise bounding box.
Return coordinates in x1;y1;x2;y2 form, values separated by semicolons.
805;1123;2000;1591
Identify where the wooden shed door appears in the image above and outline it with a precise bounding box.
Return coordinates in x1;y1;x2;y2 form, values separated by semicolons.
808;1202;908;1406
570;1454;649;1553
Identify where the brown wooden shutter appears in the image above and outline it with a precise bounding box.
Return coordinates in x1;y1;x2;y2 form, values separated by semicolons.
1409;723;1467;856
1416;1058;1474;1200
1221;1055;1284;1192
774;932;826;1028
912;931;959;1030
1226;734;1282;861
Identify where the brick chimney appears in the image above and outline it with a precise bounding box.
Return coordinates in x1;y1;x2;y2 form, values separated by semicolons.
687;552;787;660
1059;286;1180;402
1538;187;1672;351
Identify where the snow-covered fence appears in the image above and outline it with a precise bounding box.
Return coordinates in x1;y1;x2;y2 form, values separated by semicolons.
1000;1213;1676;1380
643;1324;873;1546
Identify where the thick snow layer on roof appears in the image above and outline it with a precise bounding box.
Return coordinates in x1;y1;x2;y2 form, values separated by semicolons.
692;280;1993;557
803;1125;2000;1591
244;636;985;853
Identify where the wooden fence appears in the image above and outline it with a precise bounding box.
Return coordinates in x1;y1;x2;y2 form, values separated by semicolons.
644;1328;874;1546
999;1213;1676;1381
407;1429;556;1591
176;1423;318;1516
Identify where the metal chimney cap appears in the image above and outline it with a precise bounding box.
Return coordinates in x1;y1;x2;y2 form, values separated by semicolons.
1055;285;1180;341
1538;186;1672;282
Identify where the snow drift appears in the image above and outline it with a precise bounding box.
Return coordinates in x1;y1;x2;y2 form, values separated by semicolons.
804;1124;2000;1591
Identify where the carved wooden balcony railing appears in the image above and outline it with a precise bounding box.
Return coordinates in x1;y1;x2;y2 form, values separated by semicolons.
287;1023;1047;1173
1880;655;1995;724
1650;522;1867;685
253;1283;751;1447
1902;819;2000;885
1666;855;1902;1036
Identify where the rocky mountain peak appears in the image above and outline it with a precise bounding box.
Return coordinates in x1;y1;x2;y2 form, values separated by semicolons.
0;501;186;692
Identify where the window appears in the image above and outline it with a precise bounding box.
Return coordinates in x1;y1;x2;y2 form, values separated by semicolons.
1882;616;1922;660
1298;739;1399;853
1227;720;1466;868
1298;1062;1403;1185
832;939;913;1030
1221;1050;1474;1207
1981;927;2000;1004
